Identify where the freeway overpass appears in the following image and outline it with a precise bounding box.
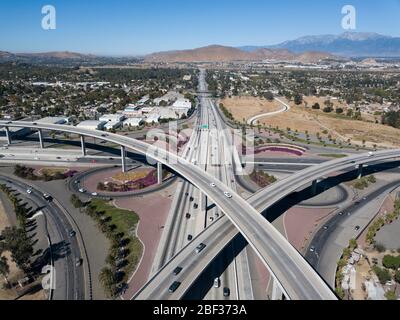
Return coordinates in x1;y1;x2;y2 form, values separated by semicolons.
0;120;336;300
134;149;400;300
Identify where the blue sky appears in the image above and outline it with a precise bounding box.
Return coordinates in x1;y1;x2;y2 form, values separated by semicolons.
0;0;399;55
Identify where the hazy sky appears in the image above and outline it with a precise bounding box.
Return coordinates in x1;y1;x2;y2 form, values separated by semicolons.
1;0;399;55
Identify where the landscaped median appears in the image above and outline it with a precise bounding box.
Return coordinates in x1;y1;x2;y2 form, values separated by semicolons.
80;198;142;298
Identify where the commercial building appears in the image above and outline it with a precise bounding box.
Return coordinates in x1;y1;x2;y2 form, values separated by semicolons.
99;114;126;123
123;118;144;127
104;121;122;131
76;120;106;131
37;116;71;125
145;114;160;124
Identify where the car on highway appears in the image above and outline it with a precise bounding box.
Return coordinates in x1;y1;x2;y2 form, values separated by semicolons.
195;243;206;254
69;230;76;237
33;123;37;125
355;225;361;231
224;192;232;199
210;182;216;188
75;258;82;267
168;281;181;293
78;188;86;193
309;246;315;252
187;234;193;241
223;287;230;297
185;213;191;219
213;277;220;288
209;217;214;222
173;267;183;276
323;225;329;230
26;188;32;194
91;192;98;196
368;151;374;157
193;203;198;209
42;193;53;202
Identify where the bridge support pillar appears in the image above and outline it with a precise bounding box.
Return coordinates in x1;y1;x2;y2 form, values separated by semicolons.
357;164;363;179
157;162;163;185
271;278;284;300
311;179;318;196
121;146;127;173
38;129;44;149
80;135;86;156
4;127;11;145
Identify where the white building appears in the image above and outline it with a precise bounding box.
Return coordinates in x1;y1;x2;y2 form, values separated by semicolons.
104;121;122;131
123;118;144;127
160;108;179;120
99;114;125;123
76;120;106;131
145;114;160;124
172;99;192;110
140;107;155;114
37;116;70;125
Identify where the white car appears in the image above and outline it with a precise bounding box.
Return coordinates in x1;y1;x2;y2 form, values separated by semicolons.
78;188;85;193
224;192;232;199
91;192;98;196
210;183;216;188
368;151;374;157
26;189;32;194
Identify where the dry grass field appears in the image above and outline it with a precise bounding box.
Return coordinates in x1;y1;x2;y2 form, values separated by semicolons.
221;96;282;122
112;168;151;182
223;96;400;148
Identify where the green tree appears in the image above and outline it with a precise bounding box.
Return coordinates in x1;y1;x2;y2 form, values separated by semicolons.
70;194;84;209
294;93;303;105
99;267;117;298
1;227;33;271
0;256;10;284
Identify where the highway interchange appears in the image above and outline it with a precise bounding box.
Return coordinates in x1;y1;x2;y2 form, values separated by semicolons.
1;71;400;300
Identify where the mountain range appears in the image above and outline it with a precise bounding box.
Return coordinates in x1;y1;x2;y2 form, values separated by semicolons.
1;32;399;65
240;32;400;57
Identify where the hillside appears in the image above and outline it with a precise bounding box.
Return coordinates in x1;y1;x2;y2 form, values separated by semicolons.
145;45;336;63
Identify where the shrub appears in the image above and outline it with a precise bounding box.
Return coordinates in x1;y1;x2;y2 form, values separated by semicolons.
382;255;400;270
372;266;391;285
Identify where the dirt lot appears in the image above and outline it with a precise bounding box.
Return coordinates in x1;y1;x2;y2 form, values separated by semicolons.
222;95;400;148
221;96;283;122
